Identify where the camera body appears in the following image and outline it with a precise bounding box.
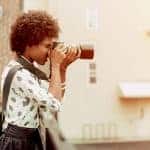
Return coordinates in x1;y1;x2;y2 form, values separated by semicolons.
52;42;94;59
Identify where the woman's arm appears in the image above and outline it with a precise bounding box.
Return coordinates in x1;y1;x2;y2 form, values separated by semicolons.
48;45;78;101
48;64;66;101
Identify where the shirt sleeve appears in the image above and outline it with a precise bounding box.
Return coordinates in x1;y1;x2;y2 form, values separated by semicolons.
10;68;62;112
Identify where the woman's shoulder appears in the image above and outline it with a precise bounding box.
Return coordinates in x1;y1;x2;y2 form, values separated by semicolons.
1;60;18;81
1;60;34;88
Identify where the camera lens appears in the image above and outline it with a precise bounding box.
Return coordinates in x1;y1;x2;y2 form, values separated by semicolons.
52;42;94;59
79;44;94;59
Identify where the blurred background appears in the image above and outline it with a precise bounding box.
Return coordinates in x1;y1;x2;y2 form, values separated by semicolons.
1;0;150;149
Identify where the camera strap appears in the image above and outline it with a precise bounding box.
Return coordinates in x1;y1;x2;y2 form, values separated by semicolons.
16;56;48;80
0;65;23;134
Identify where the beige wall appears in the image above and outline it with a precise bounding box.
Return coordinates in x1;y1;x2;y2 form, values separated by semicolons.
0;0;22;106
23;0;49;12
56;0;150;141
23;0;150;141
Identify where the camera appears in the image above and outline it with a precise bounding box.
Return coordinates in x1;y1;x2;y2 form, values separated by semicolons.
52;42;94;59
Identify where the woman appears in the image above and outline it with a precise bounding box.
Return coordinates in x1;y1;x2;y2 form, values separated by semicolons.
0;10;78;150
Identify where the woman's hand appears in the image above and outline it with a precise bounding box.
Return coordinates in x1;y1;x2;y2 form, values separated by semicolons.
60;45;79;71
48;43;79;70
48;43;67;67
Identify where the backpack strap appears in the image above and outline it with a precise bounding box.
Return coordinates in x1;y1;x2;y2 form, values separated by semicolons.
0;65;23;132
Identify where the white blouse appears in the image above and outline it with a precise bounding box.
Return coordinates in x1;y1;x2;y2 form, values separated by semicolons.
1;58;62;129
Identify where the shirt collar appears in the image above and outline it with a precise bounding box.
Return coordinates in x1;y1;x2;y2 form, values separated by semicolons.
16;56;48;80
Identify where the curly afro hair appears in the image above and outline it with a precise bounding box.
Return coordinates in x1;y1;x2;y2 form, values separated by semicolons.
10;10;60;54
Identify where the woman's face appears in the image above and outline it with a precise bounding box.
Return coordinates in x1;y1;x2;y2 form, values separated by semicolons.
24;37;55;65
